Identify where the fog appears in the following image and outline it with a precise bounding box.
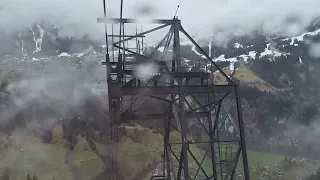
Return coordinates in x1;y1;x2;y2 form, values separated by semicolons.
1;0;320;45
0;53;107;131
1;0;320;177
0;54;108;174
308;43;320;58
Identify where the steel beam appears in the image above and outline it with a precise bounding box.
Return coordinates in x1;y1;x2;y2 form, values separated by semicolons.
235;85;250;180
113;24;170;45
108;85;235;96
99;12;250;180
174;19;189;179
108;35;145;37
148;26;174;57
97;18;180;24
120;112;209;121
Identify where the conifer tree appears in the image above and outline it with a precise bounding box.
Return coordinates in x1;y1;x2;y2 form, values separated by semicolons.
27;174;32;180
32;174;38;180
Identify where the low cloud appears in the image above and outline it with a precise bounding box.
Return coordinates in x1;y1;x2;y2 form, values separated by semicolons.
1;0;320;45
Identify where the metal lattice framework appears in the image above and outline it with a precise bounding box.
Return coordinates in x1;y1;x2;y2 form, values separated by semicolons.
98;13;250;180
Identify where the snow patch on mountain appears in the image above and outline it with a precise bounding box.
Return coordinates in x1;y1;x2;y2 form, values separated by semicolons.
56;45;96;59
239;51;257;62
18;33;25;56
191;45;206;59
29;25;44;53
58;52;71;57
299;56;304;64
32;57;40;61
214;54;237;62
230;62;235;71
158;46;165;52
287;28;320;45
234;43;243;49
260;43;283;57
260;43;289;60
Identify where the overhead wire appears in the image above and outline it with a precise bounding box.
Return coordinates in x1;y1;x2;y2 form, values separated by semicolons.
118;0;124;56
174;0;182;18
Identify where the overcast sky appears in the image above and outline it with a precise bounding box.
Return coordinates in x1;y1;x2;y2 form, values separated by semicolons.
1;0;320;44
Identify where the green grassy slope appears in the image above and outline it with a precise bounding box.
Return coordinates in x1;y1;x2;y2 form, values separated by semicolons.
0;125;164;180
214;64;277;93
0;124;309;180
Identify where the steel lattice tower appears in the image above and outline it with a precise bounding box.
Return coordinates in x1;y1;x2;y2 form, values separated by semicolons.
98;6;250;180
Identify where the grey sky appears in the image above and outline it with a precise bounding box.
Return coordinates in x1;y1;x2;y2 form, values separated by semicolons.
1;0;320;44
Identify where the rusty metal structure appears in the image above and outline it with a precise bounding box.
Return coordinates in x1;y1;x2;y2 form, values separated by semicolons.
98;1;250;179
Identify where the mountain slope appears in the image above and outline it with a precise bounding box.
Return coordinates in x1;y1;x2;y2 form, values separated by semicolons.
1;21;320;179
